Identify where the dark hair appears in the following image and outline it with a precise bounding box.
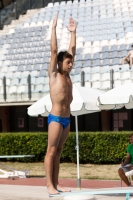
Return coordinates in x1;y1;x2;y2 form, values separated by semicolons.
131;45;133;47
129;133;133;138
57;51;73;62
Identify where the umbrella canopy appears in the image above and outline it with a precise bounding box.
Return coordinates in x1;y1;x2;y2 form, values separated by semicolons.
97;83;133;110
28;94;51;117
28;84;103;117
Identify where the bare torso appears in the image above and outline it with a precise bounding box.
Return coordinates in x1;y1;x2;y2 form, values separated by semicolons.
49;72;73;117
129;50;133;58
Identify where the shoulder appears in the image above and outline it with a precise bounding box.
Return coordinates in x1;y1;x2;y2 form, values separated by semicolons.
49;71;62;82
127;144;132;148
127;144;133;152
49;71;57;78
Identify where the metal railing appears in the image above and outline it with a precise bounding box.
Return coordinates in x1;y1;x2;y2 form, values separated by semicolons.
1;70;114;102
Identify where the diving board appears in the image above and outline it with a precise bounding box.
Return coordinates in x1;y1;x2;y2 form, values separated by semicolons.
0;155;35;179
49;187;133;198
0;155;35;158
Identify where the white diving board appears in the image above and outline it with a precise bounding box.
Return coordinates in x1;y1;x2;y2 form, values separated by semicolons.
49;187;133;199
0;155;35;158
0;155;35;179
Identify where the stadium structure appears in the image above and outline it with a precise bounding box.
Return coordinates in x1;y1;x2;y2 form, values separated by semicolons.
0;0;132;132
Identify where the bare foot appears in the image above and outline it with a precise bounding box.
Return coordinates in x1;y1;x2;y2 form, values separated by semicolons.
56;184;71;192
47;186;60;195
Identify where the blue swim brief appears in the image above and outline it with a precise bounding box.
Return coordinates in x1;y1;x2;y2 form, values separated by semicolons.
48;113;70;129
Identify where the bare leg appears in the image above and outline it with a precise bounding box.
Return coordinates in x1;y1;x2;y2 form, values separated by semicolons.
44;122;63;195
120;57;129;70
122;57;126;65
118;168;131;186
53;125;71;192
130;57;132;69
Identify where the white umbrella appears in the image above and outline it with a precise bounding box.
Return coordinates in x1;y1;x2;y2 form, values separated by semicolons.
97;83;133;110
28;85;103;116
28;84;104;188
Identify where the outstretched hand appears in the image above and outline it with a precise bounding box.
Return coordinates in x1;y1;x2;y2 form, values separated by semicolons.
52;14;58;28
66;17;76;32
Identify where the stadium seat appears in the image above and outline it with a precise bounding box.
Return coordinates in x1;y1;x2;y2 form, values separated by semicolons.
74;68;82;75
110;58;121;65
120;72;131;80
92;53;100;60
120;64;129;72
92;59;101;67
100;73;110;81
90;73;100;82
118;44;127;51
38;70;47;77
19;78;28;86
84;74;91;88
83;54;91;61
101;59;110;66
72;74;81;86
119;50;128;58
43;84;49;93
109;45;118;52
92;81;100;89
101;66;110;73
114;71;121;80
82;60;91;68
11;78;19;86
100;81;110;90
114;80;122;88
109;51;119;59
101;46;109;53
122;80;133;85
100;52;109;59
74;61;82;68
0;0;133;102
41;64;48;70
75;55;83;62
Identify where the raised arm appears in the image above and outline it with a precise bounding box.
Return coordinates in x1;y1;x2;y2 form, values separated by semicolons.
67;17;76;60
48;14;58;77
121;153;131;166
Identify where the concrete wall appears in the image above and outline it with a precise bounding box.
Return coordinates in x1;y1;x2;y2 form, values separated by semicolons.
101;111;111;131
0;106;10;132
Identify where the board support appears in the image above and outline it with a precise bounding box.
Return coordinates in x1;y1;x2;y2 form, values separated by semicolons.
77;178;81;190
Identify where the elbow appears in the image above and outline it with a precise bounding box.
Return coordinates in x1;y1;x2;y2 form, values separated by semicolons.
72;52;76;60
73;52;76;58
51;49;58;54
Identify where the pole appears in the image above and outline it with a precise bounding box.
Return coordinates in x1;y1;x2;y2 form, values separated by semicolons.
3;76;6;101
28;74;31;100
75;115;81;190
15;2;17;20
29;0;31;9
0;11;1;30
81;71;85;87
110;69;114;89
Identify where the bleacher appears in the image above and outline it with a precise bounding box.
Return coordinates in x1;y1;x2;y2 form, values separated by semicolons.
0;0;133;103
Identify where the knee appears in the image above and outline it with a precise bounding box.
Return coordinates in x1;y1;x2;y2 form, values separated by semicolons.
47;146;57;158
118;168;124;176
123;57;126;62
56;146;63;155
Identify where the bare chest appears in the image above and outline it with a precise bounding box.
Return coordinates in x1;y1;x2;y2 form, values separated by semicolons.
130;51;133;56
50;74;73;101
